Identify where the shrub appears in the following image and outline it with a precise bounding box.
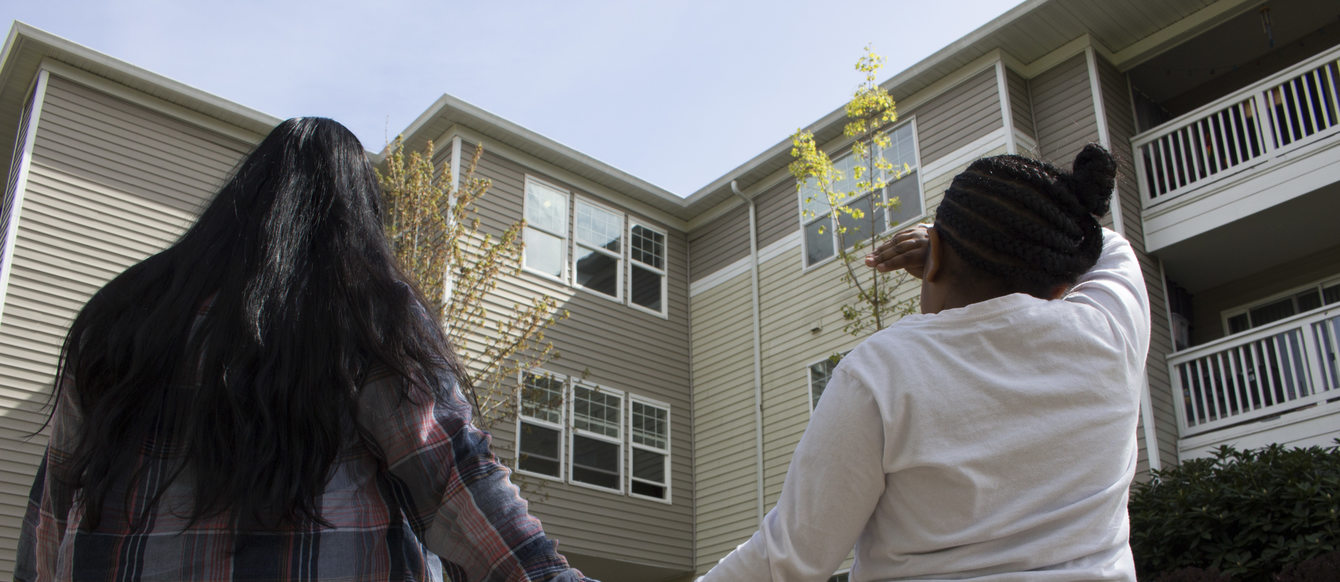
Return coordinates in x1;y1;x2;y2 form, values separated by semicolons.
1129;443;1340;580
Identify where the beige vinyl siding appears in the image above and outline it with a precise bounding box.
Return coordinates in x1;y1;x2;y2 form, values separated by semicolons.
688;203;749;283
1007;68;1035;146
462;143;693;571
1;84;35;275
1095;55;1178;475
0;73;254;579
689;271;760;573
1030;53;1101;164
917;67;1005;166
753;178;800;250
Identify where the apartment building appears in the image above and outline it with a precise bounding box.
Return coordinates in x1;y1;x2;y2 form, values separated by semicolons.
2;0;1337;580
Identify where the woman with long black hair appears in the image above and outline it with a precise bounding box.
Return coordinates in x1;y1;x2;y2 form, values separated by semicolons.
17;118;592;582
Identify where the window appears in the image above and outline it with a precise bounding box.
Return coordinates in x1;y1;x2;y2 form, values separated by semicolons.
517;371;566;479
629;398;670;500
570;383;623;491
799;121;923;267
573;199;623;299
827;573;850;582
629;223;667;314
1224;276;1340;334
808;354;843;412
523;178;569;280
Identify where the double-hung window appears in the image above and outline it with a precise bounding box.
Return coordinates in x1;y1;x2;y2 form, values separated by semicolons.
517;371;566;479
629;223;667;314
573;199;623;299
629;397;671;500
800;121;923;267
523;178;570;280
570;382;623;491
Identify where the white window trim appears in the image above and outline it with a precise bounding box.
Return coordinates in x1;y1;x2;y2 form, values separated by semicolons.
521;176;572;285
627;394;673;504
571;196;625;304
567;381;625;494
514;369;568;483
1220;273;1340;334
797;118;926;272
627;221;669;318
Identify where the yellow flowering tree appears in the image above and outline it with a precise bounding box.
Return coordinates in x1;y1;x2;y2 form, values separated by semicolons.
790;46;919;335
379;138;567;432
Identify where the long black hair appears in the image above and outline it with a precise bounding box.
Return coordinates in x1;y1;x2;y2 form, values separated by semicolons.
53;117;467;528
934;143;1117;298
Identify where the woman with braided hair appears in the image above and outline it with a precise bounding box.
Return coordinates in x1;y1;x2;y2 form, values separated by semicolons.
701;144;1149;581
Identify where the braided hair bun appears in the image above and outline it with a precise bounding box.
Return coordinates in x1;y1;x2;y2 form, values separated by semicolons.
933;143;1116;298
1065;143;1116;218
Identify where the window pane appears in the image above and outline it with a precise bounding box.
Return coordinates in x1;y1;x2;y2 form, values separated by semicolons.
631;448;667;499
1296;289;1322;313
809;357;839;411
1250;297;1297;327
799;179;829;218
831;152;858;196
573;385;621;437
575;201;622;252
631;401;668;449
521;372;564;423
631;225;665;269
575;246;619;297
882;124;917;171
518;422;561;477
886;169;922;229
571;435;619;489
835;193;884;247
524;228;564;278
1323;283;1340;305
631;265;663;312
525;181;567;235
1228;313;1250;334
804;214;835;265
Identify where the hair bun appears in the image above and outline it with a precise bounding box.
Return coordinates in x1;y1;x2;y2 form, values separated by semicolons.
1067;143;1116;218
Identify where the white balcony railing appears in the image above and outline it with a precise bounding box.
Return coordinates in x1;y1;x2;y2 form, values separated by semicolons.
1133;44;1340;209
1170;306;1340;438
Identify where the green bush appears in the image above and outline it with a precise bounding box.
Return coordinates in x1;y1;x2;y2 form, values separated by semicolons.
1129;443;1340;580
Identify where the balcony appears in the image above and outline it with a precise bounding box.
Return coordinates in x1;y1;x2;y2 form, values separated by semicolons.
1132;43;1340;267
1169;306;1340;458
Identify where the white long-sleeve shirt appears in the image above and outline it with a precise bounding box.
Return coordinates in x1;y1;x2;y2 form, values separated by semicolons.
701;230;1151;581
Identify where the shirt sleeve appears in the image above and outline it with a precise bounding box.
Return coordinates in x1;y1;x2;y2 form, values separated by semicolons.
698;367;886;582
16;367;82;582
1064;228;1152;366
356;364;594;582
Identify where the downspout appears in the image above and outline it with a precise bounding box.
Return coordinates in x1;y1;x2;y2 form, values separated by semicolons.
731;179;766;526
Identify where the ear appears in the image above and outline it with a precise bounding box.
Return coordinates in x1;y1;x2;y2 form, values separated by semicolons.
924;226;944;282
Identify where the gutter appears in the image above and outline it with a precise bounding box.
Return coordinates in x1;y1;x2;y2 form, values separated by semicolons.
731;179;766;526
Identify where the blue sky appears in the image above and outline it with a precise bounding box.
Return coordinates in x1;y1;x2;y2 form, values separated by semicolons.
3;0;1023;195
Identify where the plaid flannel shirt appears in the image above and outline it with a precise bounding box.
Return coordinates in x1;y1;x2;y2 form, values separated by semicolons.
16;353;593;582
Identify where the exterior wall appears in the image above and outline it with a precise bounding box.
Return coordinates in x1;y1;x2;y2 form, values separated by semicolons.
1030;53;1100;166
1007;67;1035;147
688;270;758;573
687;204;748;282
1096;53;1181;474
917;67;1006;164
0;72;255;578
461;141;695;573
